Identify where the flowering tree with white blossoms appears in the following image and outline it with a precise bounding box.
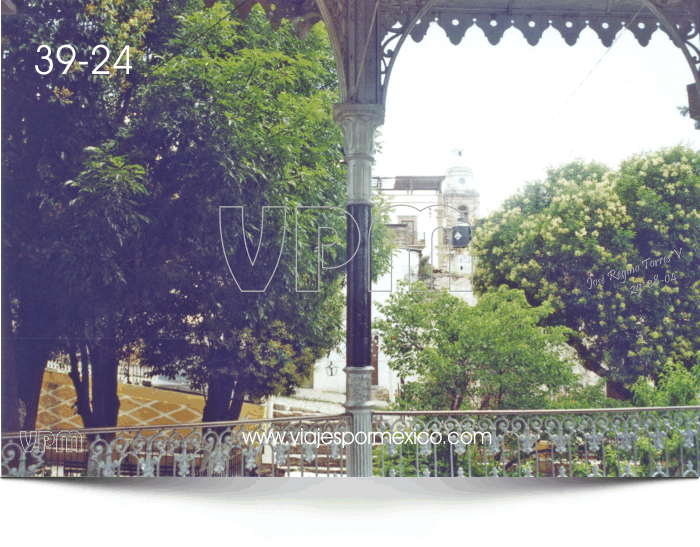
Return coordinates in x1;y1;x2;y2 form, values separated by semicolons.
474;145;700;400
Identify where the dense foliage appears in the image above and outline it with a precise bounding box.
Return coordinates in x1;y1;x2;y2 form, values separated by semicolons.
474;145;700;399
2;1;389;428
631;356;700;407
374;283;596;411
3;0;164;429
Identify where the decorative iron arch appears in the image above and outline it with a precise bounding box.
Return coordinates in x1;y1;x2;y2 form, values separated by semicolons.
374;0;699;106
211;1;699;109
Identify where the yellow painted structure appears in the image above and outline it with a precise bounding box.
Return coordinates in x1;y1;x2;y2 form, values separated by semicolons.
36;370;264;430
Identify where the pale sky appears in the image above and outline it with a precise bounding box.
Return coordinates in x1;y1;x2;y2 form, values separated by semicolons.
373;22;700;216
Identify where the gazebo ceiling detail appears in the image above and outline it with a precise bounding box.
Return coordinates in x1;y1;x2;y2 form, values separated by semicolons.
209;0;698;110
207;2;696;52
384;6;693;49
379;2;698;98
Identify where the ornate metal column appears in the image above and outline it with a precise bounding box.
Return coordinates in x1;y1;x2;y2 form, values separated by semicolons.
334;103;384;477
318;0;388;477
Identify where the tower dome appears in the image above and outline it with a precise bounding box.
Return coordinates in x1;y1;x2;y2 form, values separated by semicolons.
441;149;474;194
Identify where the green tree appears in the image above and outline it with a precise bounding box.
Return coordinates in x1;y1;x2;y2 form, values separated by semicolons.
2;0;163;429
127;4;357;422
631;356;700;407
2;1;391;428
474;145;700;399
374;284;582;411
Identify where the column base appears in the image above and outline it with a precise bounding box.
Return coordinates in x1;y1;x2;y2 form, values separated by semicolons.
344;366;375;477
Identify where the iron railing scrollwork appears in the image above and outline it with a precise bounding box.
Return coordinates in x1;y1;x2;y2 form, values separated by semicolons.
2;415;350;478
4;407;698;478
372;407;700;477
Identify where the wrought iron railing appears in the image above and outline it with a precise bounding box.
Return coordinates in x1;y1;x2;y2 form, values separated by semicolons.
2;415;350;477
5;407;699;477
372;407;700;478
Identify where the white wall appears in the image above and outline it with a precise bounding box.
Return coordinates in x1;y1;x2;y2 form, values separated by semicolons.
312;248;418;401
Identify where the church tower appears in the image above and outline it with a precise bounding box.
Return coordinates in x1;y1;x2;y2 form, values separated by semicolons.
437;149;479;273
